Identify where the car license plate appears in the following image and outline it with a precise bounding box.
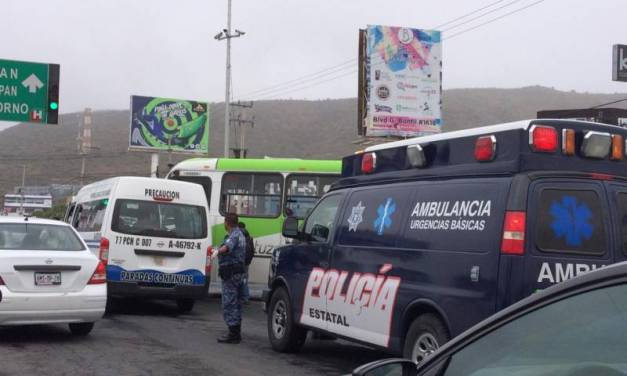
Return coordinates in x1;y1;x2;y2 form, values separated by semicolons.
35;272;61;286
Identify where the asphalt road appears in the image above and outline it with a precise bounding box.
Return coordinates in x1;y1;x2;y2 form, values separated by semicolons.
0;297;388;376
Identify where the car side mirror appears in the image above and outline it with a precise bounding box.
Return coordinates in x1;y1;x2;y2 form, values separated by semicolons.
282;216;300;239
352;359;417;376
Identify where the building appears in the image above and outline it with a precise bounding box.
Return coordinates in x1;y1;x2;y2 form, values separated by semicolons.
537;108;627;126
3;194;53;216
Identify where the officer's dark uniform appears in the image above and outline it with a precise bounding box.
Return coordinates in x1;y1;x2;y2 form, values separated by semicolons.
218;226;247;342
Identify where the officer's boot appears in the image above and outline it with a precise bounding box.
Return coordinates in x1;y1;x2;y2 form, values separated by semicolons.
217;325;241;344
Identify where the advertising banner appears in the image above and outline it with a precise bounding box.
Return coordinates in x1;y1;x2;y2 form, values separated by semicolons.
129;95;209;153
613;44;627;82
364;26;442;137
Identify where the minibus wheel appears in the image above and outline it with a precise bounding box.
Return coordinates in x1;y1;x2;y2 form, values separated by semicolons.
177;298;195;313
267;287;307;353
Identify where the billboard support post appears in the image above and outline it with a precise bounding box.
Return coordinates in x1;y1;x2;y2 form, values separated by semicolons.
150;153;159;178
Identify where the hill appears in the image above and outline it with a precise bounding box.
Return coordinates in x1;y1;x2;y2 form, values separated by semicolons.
0;86;626;201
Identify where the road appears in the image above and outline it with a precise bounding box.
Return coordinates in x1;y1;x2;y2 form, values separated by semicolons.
0;297;388;376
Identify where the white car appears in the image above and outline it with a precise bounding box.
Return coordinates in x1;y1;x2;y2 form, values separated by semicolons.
0;216;106;335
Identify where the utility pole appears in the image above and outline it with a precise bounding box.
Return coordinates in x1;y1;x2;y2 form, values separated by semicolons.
230;101;254;158
215;0;245;158
78;108;93;186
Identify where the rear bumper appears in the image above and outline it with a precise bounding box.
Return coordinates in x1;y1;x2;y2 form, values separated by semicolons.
107;281;207;300
0;284;106;326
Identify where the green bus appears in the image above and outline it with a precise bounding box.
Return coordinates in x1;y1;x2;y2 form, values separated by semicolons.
166;158;341;294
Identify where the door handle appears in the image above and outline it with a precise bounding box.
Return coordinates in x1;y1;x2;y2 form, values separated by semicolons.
320;261;329;269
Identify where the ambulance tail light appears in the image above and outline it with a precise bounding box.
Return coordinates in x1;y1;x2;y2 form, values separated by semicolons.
0;275;4;285
529;125;558;153
562;129;576;156
474;136;496;162
611;134;624;161
581;131;611;159
407;145;426;168
206;246;213;275
88;261;107;285
501;211;526;255
361;152;377;174
99;237;109;266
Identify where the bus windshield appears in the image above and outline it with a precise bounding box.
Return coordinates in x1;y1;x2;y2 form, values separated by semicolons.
111;199;207;239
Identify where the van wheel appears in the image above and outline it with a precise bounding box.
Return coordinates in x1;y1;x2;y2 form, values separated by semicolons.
177;299;195;313
403;314;449;364
105;297;118;315
69;322;95;336
267;287;307;353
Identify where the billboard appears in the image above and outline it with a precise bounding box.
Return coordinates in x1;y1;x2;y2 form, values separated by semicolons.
129;95;209;153
361;25;442;137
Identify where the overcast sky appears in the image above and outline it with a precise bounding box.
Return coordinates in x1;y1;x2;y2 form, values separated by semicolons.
1;0;625;114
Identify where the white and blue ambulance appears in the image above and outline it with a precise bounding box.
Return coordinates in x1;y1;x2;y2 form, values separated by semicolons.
264;119;627;362
66;177;212;313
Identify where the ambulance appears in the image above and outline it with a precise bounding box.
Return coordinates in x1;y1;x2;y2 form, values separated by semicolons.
264;119;627;362
66;177;211;313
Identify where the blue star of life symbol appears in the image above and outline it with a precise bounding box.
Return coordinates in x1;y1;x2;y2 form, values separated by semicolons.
374;198;396;236
347;201;366;232
549;195;594;247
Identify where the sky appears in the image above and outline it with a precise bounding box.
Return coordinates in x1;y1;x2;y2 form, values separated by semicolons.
0;0;625;114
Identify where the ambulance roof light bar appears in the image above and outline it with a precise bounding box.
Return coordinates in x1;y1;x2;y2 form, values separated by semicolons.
581;131;611;159
365;120;533;152
529;125;558;153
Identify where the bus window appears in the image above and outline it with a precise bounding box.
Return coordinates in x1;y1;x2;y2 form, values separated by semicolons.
285;174;337;219
169;176;212;209
220;173;283;218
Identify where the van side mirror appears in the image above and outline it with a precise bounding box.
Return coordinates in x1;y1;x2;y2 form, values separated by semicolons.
282;216;300;239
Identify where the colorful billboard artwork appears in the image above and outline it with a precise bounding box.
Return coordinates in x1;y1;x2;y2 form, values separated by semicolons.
365;25;442;138
129;95;209;153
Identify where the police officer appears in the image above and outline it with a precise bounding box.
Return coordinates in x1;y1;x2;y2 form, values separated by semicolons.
213;213;246;344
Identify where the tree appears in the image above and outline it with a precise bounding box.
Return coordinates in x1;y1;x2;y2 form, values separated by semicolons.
32;203;67;220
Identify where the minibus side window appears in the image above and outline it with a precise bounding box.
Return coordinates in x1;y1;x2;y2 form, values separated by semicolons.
65;204;76;224
74;199;108;232
535;189;605;255
220;173;283;218
284;174;338;219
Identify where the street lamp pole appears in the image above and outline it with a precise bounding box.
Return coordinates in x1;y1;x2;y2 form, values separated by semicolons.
215;0;245;158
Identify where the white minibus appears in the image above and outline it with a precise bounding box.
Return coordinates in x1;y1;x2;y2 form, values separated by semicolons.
66;177;211;313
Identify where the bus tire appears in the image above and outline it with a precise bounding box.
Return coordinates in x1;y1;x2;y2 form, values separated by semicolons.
267;287;307;353
177;299;195;313
403;314;449;364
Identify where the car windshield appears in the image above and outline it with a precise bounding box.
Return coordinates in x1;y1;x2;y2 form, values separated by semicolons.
0;223;86;251
429;282;627;376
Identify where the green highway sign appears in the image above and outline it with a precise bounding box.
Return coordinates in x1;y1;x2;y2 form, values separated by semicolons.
0;58;60;124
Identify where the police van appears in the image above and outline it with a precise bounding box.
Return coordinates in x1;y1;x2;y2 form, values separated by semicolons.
66;177;211;313
264;119;627;361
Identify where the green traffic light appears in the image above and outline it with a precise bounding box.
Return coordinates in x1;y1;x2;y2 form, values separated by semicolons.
49;102;58;110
